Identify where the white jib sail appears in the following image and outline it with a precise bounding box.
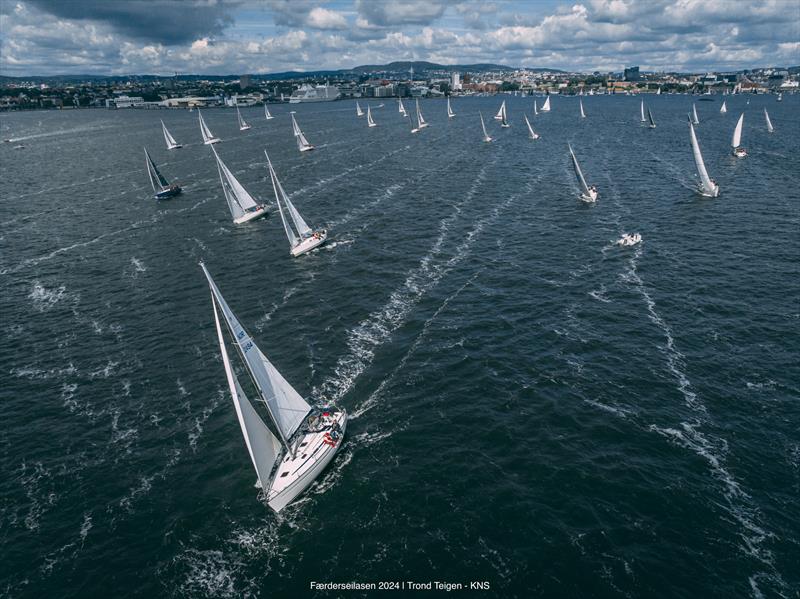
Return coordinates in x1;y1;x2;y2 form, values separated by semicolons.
356;101;364;117
399;97;407;115
692;104;699;125
524;115;538;139
720;101;727;114
689;120;716;195
203;266;312;443
210;287;283;489
732;113;744;148
480;112;490;141
447;98;455;117
541;96;551;111
568;144;591;197
266;151;312;247
367;105;375;126
416;99;426;126
290;113;312;150
161;120;179;148
237;106;249;129
764;108;774;132
495;100;505;120
212;146;259;220
264;105;273;119
580;99;586;118
198;110;216;143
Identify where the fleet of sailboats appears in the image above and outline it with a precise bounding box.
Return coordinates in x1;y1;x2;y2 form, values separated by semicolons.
200;263;346;513
731;113;747;157
198;109;220;145
144;147;182;199
568;143;597;202
265;150;328;256
290;112;314;151
236;106;251;131
688;117;719;197
161;120;182;149
211;145;268;224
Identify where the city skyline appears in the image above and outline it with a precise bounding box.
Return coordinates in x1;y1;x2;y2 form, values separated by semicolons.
1;0;799;77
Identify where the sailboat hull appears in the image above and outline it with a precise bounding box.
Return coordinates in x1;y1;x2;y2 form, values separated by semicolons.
239;126;251;131
291;231;327;257
167;143;183;150
733;148;747;158
580;190;598;203
204;138;221;145
154;186;182;200
233;205;268;225
267;410;347;512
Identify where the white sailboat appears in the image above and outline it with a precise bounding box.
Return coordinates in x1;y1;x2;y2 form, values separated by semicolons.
688;118;720;197
500;100;510;128
640;100;646;123
777;93;783;102
692;103;700;125
290;112;314;152
540;96;551;112
265;150;327;256
144;147;182;199
398;97;407;117
237;106;251;131
579;98;586;119
720;100;727;114
198;109;220;145
356;101;364;117
264;104;274;120
210;146;267;224
568;143;597;202
200;263;346;513
533;99;538;115
366;105;377;127
161;120;182;149
447;97;455;118
415;99;428;129
647;107;656;129
524;115;539;140
494;100;506;120
764;107;774;133
480;112;492;143
731;112;747;157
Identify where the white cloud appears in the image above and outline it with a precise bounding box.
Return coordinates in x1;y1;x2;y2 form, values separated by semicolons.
306;6;347;30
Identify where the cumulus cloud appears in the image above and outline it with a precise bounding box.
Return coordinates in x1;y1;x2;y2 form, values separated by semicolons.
356;0;451;26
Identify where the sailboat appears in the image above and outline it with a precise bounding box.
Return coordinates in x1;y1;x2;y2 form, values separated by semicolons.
720;100;727;114
356;101;364;117
579;99;586;119
692;103;700;125
366;105;377;127
198;109;220;145
688;117;720;197
210;146;268;224
524;115;539;140
540;96;551;112
568;143;597;202
161;120;182;149
494;100;506;120
731;112;747;157
533;99;538;115
499;101;510;128
640;100;646;123
447;97;455;118
415;99;428;129
200;263;346;513
479;112;492;143
264;104;274;120
237;106;251;131
144;147;182;199
647;107;656;129
265;151;327;256
764;107;774;133
290;112;314;152
398;97;407;117
777;93;783;102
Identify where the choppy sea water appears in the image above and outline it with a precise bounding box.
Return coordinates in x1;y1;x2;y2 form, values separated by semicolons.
1;95;798;598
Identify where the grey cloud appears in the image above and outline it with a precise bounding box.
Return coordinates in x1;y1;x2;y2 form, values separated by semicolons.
356;0;451;26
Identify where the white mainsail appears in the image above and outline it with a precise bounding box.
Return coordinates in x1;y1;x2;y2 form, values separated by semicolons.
367;105;376;127
237;106;251;131
290;113;313;151
202;264;312;446
541;96;551;112
356;101;364;117
398;97;407;116
447;97;455;118
161;120;181;149
494;100;506;120
732;113;744;148
480;112;492;142
198;109;220;144
265;150;313;250
580;99;586;118
764;107;774;133
524;115;539;140
647;107;656;128
534;99;538;115
692;103;700;125
640;100;646;123
264;104;274;120
211;145;260;221
568;143;592;198
689;119;718;197
416;98;428;128
144;147;169;193
720;100;727;114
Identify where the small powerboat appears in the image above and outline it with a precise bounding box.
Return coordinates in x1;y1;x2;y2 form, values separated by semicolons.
617;233;642;246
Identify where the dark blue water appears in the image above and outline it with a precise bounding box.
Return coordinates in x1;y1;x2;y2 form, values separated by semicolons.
1;95;798;598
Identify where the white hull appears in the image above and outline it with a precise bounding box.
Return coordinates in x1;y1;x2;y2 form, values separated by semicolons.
733;147;747;158
617;233;642;246
167;143;182;150
233;205;268;225
240;126;251;131
204;138;221;145
267;411;347;512
698;183;720;198
580;190;598;203
291;231;327;257
299;145;314;152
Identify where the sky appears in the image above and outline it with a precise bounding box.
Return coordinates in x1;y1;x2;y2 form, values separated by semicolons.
0;0;798;76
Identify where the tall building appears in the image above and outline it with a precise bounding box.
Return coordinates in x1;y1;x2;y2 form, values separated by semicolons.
451;72;462;91
624;66;640;82
239;74;251;90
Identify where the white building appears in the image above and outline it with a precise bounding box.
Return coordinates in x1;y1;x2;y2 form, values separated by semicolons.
105;95;144;109
451;72;462;91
